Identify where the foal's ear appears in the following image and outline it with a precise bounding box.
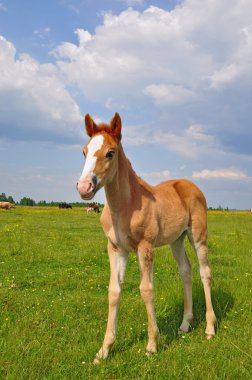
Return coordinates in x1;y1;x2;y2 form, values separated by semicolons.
85;114;98;137
110;112;122;142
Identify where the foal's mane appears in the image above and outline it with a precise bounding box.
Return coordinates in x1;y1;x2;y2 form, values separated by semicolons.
91;123;122;143
94;123;112;135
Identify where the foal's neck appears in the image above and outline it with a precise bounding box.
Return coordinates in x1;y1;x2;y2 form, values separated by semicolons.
104;144;142;213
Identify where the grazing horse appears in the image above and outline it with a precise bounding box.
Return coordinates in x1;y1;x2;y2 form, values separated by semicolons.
77;113;216;364
86;203;100;213
0;202;15;210
59;202;72;209
86;206;94;213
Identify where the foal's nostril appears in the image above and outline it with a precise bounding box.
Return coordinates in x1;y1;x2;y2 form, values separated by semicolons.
86;182;93;193
76;182;79;190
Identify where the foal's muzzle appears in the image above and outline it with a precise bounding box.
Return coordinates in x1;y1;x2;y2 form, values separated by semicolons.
77;175;98;200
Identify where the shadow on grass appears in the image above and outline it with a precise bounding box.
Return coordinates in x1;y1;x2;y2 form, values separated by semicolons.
158;284;234;347
107;285;234;359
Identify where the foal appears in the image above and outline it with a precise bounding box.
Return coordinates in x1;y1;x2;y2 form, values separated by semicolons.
77;113;216;363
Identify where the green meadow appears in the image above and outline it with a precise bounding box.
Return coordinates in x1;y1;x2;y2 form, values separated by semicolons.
0;207;252;379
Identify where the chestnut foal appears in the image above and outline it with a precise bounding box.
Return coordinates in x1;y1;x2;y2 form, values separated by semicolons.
77;113;216;364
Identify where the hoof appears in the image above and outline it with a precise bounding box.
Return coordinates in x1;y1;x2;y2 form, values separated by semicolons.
178;324;191;334
178;319;192;333
178;328;188;334
145;350;155;357
93;356;101;365
206;333;214;340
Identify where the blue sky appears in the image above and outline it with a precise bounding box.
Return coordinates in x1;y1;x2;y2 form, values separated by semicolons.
0;0;252;209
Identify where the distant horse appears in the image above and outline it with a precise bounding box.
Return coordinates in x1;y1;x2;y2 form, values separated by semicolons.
59;202;72;209
77;113;216;364
0;202;15;210
86;203;100;213
86;206;94;213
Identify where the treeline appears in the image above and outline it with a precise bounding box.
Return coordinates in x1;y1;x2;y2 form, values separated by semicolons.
208;206;230;211
0;193;103;208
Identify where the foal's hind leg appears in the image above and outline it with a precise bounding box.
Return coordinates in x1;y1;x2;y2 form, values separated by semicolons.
188;227;216;339
170;234;193;333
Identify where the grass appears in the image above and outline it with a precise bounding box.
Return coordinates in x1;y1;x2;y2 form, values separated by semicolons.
0;207;252;379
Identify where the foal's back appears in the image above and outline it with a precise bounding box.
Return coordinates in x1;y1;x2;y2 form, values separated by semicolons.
152;178;207;246
154;178;206;214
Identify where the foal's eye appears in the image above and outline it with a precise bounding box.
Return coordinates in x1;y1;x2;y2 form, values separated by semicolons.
105;151;115;160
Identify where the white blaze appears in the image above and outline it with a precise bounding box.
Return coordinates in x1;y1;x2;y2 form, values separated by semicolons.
79;135;104;180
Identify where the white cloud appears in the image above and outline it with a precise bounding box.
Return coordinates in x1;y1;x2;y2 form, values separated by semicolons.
0;35;82;142
53;1;252;107
192;168;251;181
53;5;213;105
153;124;217;158
185;124;214;142
123;124;152;145
209;64;239;89
209;24;252;88
154;131;197;158
141;170;171;184
144;84;195;105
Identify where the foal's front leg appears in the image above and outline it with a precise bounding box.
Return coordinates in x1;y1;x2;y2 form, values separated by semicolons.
138;243;159;356
93;240;128;364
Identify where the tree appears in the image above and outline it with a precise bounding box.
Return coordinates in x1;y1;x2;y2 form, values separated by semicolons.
7;196;15;203
20;197;35;206
37;200;47;206
0;193;7;201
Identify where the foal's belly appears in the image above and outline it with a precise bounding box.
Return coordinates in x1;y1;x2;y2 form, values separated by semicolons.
107;217;188;252
154;227;187;247
154;213;189;247
107;222;187;252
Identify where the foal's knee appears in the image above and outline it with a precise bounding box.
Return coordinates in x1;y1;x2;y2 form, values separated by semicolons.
140;284;154;303
108;289;121;307
199;265;212;285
